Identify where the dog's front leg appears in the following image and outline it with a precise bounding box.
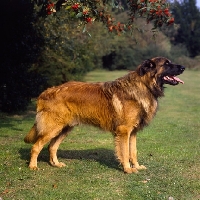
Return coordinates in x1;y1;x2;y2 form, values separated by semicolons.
115;125;138;174
129;133;146;171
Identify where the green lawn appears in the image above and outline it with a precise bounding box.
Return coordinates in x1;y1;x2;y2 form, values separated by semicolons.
0;69;199;200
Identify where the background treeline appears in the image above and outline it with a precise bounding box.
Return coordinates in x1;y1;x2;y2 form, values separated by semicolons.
1;0;200;112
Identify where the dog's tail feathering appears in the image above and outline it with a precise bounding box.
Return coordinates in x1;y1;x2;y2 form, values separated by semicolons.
24;124;38;144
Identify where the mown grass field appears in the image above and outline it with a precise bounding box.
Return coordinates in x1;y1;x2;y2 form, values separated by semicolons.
0;69;199;200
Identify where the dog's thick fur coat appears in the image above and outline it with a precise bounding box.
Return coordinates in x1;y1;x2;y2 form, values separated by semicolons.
24;57;185;173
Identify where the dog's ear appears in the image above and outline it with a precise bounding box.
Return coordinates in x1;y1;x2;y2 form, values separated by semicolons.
137;59;156;76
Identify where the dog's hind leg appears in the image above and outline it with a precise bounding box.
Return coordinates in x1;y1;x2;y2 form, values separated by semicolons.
29;126;63;170
129;132;146;170
115;125;138;174
48;126;73;168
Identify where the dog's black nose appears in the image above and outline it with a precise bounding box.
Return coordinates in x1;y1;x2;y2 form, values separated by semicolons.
179;65;185;72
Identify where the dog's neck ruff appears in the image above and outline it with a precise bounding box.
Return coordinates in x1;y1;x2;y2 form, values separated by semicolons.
103;72;164;100
134;73;165;99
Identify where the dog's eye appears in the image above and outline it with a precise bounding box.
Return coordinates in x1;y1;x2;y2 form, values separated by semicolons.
165;61;169;65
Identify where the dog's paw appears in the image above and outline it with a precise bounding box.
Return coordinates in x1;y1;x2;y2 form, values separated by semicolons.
56;162;66;168
29;165;39;170
51;162;66;168
136;165;147;170
124;167;138;174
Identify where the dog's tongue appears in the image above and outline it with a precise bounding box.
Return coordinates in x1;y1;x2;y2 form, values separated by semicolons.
164;76;184;84
173;76;184;84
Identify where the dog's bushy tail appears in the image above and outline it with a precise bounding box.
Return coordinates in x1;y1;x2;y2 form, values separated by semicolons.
24;124;38;144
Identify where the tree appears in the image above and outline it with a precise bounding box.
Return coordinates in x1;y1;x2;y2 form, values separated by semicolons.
31;7;102;86
169;0;200;57
0;0;45;112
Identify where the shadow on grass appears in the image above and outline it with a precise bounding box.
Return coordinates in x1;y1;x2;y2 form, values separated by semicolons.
19;147;120;171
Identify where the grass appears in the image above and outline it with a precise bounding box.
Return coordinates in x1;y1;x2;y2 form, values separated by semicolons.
0;69;200;200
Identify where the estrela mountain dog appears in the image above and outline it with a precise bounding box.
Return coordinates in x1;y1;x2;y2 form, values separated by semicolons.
24;57;185;173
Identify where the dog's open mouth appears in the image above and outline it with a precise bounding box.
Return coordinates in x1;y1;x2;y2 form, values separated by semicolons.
163;76;184;85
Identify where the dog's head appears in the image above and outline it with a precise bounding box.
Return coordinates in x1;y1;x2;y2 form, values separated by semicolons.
137;57;185;86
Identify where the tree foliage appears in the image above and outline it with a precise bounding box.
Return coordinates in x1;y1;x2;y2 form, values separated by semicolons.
34;0;175;34
101;16;172;70
163;0;200;57
31;8;97;86
0;0;45;112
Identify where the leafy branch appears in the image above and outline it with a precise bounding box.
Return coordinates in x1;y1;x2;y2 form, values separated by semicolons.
34;0;175;34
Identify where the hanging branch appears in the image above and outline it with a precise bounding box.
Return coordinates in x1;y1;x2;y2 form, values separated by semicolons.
33;0;175;34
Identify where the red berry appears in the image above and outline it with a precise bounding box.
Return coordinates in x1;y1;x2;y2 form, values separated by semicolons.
168;17;174;24
86;17;92;23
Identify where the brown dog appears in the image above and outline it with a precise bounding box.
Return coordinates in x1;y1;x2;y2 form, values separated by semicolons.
24;57;185;173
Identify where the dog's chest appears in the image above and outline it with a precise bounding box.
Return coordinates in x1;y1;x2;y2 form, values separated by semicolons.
111;93;158;127
112;93;157;113
141;97;158;114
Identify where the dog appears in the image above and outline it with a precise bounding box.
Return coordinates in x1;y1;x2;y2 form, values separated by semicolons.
24;57;185;173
